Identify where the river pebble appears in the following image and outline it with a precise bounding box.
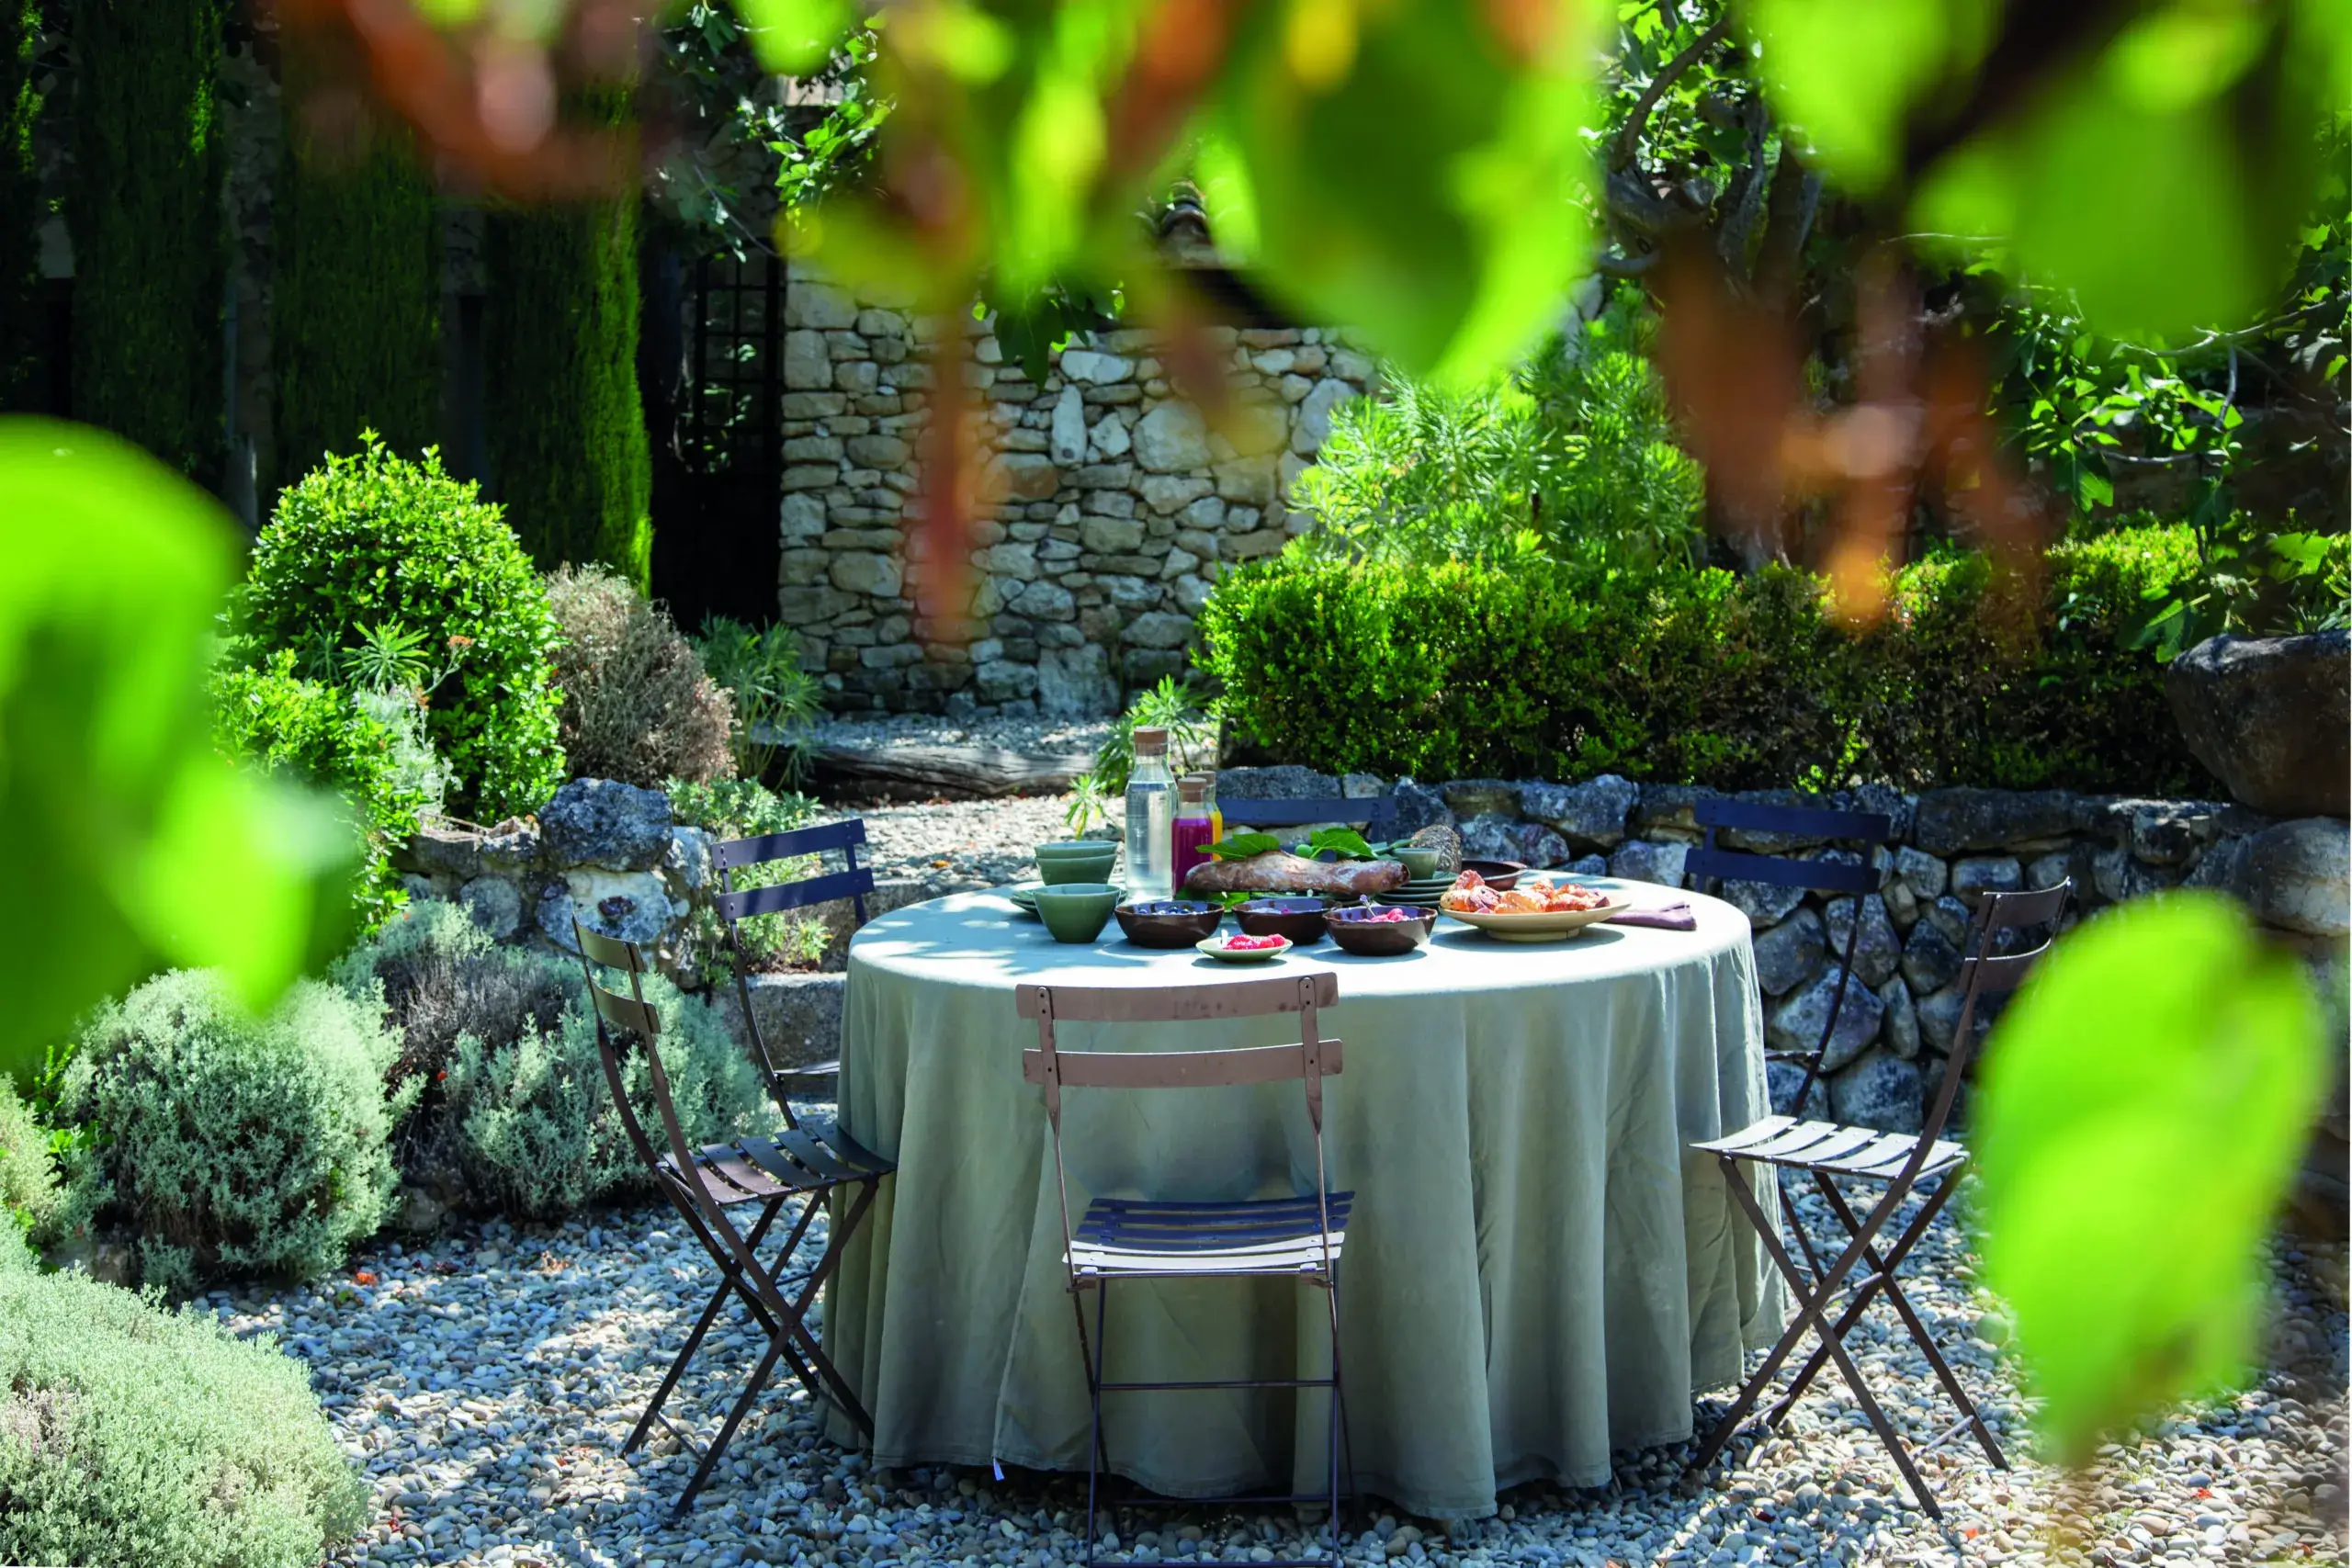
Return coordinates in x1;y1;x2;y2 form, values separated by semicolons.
214;1119;2344;1568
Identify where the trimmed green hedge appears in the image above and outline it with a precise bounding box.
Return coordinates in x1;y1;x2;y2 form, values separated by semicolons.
0;0;43;409
270;34;442;494
1197;525;2208;794
68;0;225;478
483;87;651;588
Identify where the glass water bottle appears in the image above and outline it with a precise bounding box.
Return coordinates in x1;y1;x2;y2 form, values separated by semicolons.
1125;726;1175;900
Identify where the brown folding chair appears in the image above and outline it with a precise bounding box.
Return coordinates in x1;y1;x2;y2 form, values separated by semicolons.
1685;879;2073;1517
1019;972;1354;1568
572;921;890;1514
714;817;876;1093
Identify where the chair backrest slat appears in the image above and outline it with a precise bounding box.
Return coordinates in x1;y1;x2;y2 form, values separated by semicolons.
1957;949;2044;995
1023;1038;1344;1090
1692;797;1893;843
715;866;877;921
577;924;649;973
1685;845;1880;896
1218;796;1396;832
587;975;661;1039
1975;880;2071;931
1015;971;1339;1022
714;818;869;870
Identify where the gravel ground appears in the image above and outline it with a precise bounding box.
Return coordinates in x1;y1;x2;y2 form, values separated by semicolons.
215;1139;2346;1568
812;715;1113;762
824;793;1091;892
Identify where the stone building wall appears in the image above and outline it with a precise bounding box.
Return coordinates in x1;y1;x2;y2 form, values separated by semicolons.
775;265;1376;717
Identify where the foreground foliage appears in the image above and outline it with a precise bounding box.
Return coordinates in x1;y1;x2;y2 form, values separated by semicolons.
0;1227;367;1567
61;969;413;1295
1975;895;2327;1461
1201;526;2204;793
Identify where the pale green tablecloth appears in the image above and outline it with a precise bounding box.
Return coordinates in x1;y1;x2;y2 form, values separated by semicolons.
826;886;1782;1519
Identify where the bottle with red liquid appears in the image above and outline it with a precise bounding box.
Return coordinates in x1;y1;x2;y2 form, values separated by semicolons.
1170;775;1216;896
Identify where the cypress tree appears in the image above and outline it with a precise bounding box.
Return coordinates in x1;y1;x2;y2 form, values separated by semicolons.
0;0;44;410
271;34;442;492
483;88;651;590
68;0;225;479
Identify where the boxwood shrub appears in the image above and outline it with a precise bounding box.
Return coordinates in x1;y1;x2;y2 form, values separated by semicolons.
231;437;565;819
1198;525;2206;793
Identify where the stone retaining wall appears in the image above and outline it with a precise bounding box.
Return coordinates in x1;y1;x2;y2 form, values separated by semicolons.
775;265;1375;716
1219;765;2352;1133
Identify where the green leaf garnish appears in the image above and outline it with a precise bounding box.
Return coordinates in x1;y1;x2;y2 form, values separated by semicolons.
1208;831;1281;859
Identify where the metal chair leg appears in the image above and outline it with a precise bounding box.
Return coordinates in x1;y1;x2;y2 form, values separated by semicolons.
628;1191;796;1454
675;1332;790;1515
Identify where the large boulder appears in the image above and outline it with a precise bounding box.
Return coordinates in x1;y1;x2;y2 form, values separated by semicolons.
1520;774;1640;850
2165;630;2350;817
1767;964;1885;1072
540;779;674;871
2242;818;2351;938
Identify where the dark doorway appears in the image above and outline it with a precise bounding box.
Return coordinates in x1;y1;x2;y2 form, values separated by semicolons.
646;243;785;631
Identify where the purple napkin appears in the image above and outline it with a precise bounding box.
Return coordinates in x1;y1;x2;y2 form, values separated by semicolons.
1606;899;1697;931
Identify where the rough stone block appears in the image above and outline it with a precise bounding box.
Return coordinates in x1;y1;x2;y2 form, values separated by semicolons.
1823;894;1901;987
1769;963;1884;1071
1519;774;1638;850
1753;908;1827;997
830;552;903;599
1607;839;1689;889
1135;402;1212;473
2244;818;2351;937
1951;855;2024;906
784;329;831;389
1900;917;1964;995
1828;1051;1922;1134
1080;515;1145;554
457;876;522;941
721;973;845;1068
541;779;673;871
1913;788;2075;856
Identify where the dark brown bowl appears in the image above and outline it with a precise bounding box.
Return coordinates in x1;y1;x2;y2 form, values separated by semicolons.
1461;858;1528;891
1114;900;1225;948
1325;904;1437;957
1234;897;1329;945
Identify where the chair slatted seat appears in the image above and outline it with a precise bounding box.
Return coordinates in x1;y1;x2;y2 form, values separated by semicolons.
1687;879;2073;1519
1018;972;1356;1568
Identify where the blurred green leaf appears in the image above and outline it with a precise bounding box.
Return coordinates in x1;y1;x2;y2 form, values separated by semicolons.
735;0;855;73
1206;0;1595;380
1973;893;2327;1463
0;418;356;1084
1744;0;1997;191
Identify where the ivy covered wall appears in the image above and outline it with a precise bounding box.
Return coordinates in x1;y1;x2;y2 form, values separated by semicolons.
0;0;43;409
269;35;441;493
67;0;225;479
483;88;651;590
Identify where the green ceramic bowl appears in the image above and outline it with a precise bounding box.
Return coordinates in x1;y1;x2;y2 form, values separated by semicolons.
1392;846;1443;880
1035;840;1120;886
1031;882;1120;943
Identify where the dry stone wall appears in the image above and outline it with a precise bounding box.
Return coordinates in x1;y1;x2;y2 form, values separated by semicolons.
1221;766;2352;1135
775;265;1375;717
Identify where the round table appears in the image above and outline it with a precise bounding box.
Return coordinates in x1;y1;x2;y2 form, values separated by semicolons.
825;886;1781;1520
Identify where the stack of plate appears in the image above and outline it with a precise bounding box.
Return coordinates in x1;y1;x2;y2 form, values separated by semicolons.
1379;874;1458;912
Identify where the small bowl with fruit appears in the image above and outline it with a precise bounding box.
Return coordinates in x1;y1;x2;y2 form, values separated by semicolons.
1326;903;1439;957
1195;931;1294;964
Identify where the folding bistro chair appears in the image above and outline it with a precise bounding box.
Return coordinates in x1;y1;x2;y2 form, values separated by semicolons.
1690;795;1894;1124
572;922;891;1513
1686;880;2074;1517
1020;972;1354;1568
714;817;876;1094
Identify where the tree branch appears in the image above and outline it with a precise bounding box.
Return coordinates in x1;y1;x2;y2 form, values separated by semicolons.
1611;13;1733;173
1712;96;1771;276
1753;141;1820;303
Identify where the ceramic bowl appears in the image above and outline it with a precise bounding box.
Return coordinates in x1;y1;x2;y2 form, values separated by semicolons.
1391;846;1443;880
1233;897;1329;945
1460;858;1529;890
1035;840;1120;886
1031;882;1120;943
1114;900;1224;948
1326;904;1438;957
